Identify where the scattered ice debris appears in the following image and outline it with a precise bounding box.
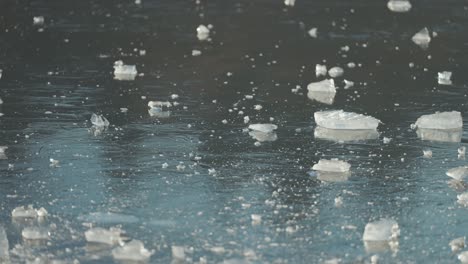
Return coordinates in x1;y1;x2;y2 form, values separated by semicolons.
0;226;9;263
328;67;344;78
458;193;468;206
447;166;468;181
112;240;154;262
312;159;351;173
85;227;124;245
12;206;48;218
423;149;432;158
308;28;318;38
113;60;137;81
248;124;277;133
459;147;466;159
459;251;468;263
383;137;392;144
0;146;7;160
307;79;336;105
416;128;462;142
344;79;354;89
192;49;202;56
314;110;381;130
284;0;295;7
172;246;185;260
450;237;466;252
90;113;110;128
387;0;412;12
197;25;210;41
49;158;60;168
414;111;462;130
411;27;431;49
314;127;379;142
315;64;327;77
33;16;44;26
438;71;452;85
22;227;49;240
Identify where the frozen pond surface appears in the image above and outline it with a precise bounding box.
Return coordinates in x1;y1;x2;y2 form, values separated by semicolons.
1;0;468;263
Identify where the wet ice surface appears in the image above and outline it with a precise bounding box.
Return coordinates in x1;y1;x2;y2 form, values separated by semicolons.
1;0;468;263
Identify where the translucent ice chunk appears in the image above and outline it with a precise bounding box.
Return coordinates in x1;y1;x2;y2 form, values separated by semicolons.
314;110;381;130
412;27;431;49
363;219;399;241
112;240;154;262
312;159;351;173
0;226;9;263
90;113;110;128
284;0;295;6
446;166;468;181
416;128;462;142
328;67;344;78
450;237;465;252
414;111;462;130
113;60;137;80
314;127;379;142
457;193;468;206
197;25;210;41
387;0;412;12
459;251;468;263
315;64;327;77
22;227;49;240
438;71;452;85
248;124;277;133
308;28;318;38
85;227;123;245
248;131;277;142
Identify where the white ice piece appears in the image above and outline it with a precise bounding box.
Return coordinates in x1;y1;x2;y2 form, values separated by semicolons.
412;27;431;48
328;67;344;78
112;240;154;262
447;166;468;181
459;251;468;263
308;28;318;38
172;246;185;260
450;237;465;252
387;0;412;12
414;111;462;130
113;60;137;80
284;0;295;6
458;193;468;206
459;146;466;159
33;16;44;26
248;124;277;133
307;79;336;104
85;227;124;245
22;227;49;240
90;113;110;127
0;226;9;262
0;97;3;104
312;159;351;173
197;25;210;41
148;101;172;109
192;50;202;56
416;128;462;143
315;64;327;77
314;110;381;130
438;71;452;85
363;219;399;241
12;206;47;218
423;149;432;158
0;146;7;160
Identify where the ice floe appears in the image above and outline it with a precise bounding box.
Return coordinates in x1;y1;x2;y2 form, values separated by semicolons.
314;110;381;130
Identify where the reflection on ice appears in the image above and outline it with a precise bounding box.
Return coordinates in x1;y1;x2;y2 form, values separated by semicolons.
148;101;172;118
307;79;336;104
21;227;49;240
314;126;379;142
416;128;462;142
316;171;350;182
446;166;468;181
248;130;277;142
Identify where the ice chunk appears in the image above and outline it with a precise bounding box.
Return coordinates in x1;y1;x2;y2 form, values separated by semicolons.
0;97;3;104
312;159;350;173
314;110;381;130
328;67;344;78
12;206;47;218
0;226;9;263
314;127;379;142
113;60;137;81
438;71;452;85
316;171;350;182
172;246;185;260
248;124;277;133
284;0;295;6
90;113;110;127
307;79;336;104
458;193;468;206
33;16;44;26
387;0;412;12
315;64;327;77
414;111;462;130
112;240;154;262
344;79;354;89
192;50;202;56
412;27;431;49
308;28;318;38
447;166;468;181
197;25;210;41
22;227;49;240
459;251;468;263
416;128;462;143
0;70;3;80
85;227;124;245
248;131;277;142
363;219;399;241
423;149;432;158
0;146;7;160
451;237;466;252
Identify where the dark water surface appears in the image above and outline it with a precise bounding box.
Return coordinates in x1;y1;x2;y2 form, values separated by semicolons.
1;0;468;263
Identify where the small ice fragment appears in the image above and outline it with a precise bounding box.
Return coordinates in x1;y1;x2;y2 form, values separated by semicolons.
423;149;432;158
450;237;466;252
162;163;169;169
438;71;452;85
314;110;381;130
416;128;462;142
90;113;110;127
363;219;400;241
36;207;48;217
192;50;202;56
458;193;468;206
414;111;462;130
383;137;392;144
459;251;468;263
251;214;262;224
243;116;250;124
135;0;141;4
308;28;318;38
113;60;137;80
315;64;327;77
387;0;412;12
112;240;154;262
248;124;277;133
447;166;468;181
33;16;44;26
412;27;431;48
334;197;343;207
22;227;49;240
328;67;344;78
85;227;123;245
344;79;354;89
0;97;3;104
314;127;379;142
459;146;466;159
254;105;263;111
172;246;185;260
0;226;9;262
0;146;7;160
0;69;3;80
284;0;295;6
313;159;351;173
197;25;210;41
12;206;39;218
49;158;60;168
